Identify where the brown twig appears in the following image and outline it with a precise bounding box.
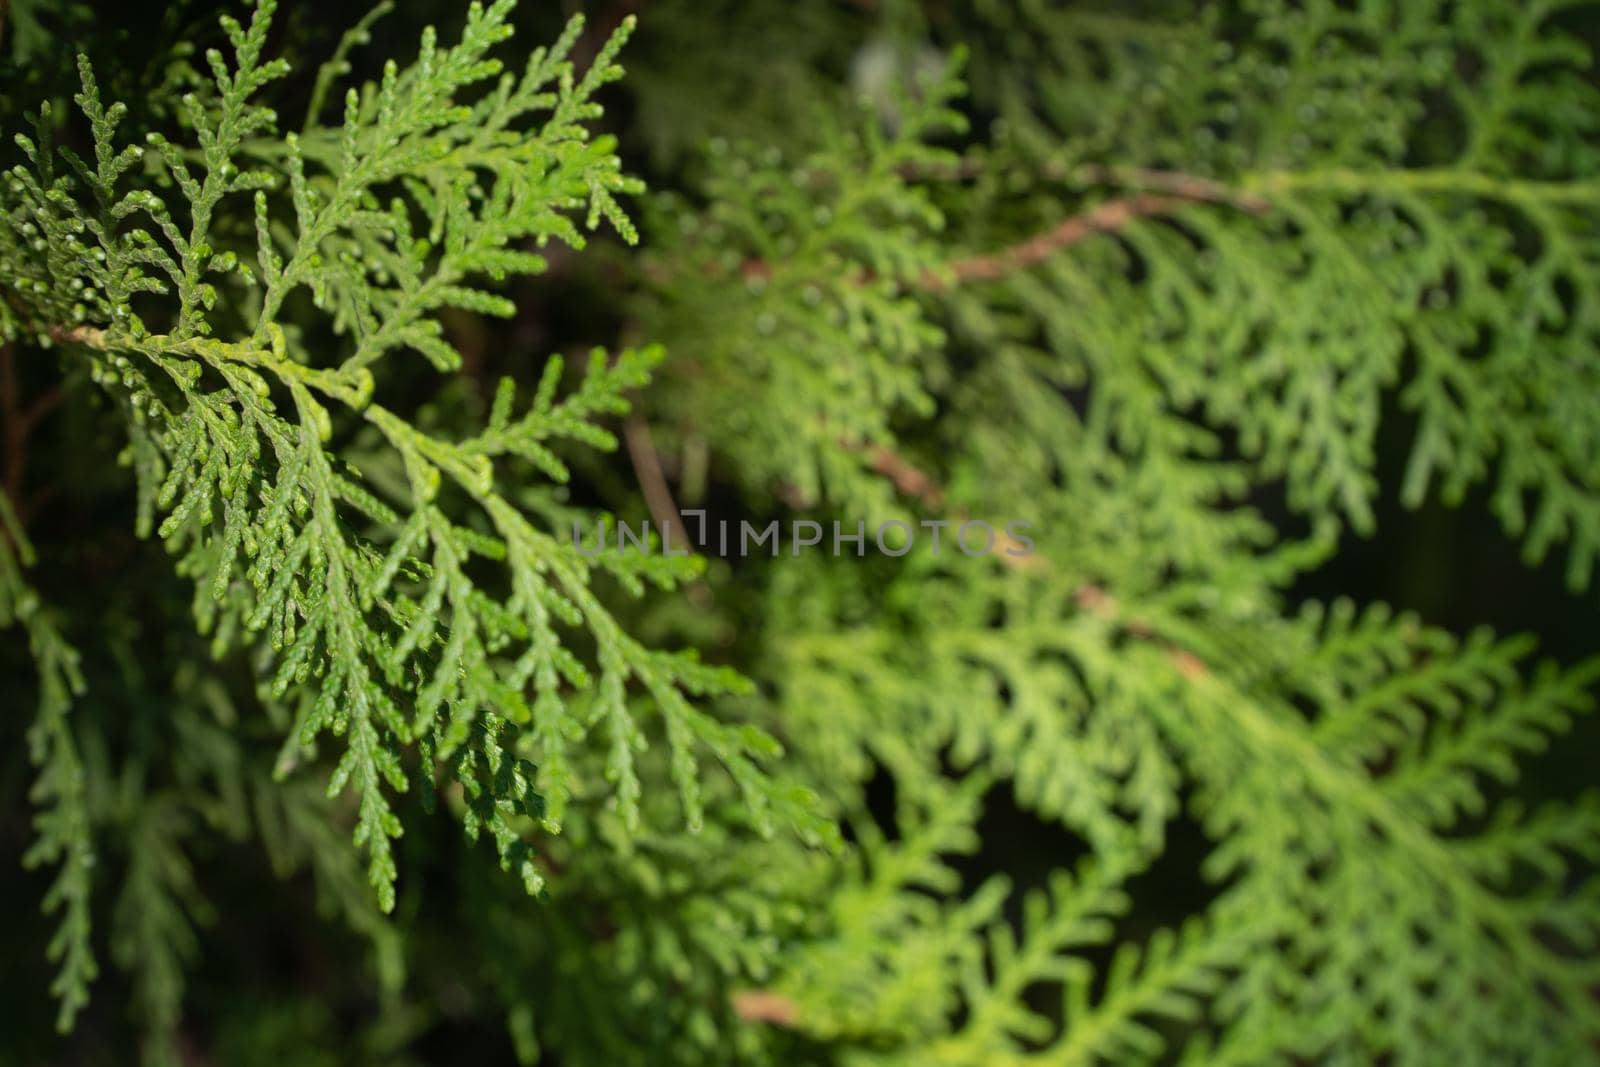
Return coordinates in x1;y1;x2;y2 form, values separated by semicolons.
714;171;1267;294
866;443;945;508
853;438;1040;570
1074;585;1209;680
49;324;106;348
731;989;801;1027
922;165;1269;286
930;193;1199;287
622;411;690;551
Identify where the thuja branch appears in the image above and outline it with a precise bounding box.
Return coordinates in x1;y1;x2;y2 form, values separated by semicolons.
928;186;1266;288
723;174;1269;292
856;439;1210;678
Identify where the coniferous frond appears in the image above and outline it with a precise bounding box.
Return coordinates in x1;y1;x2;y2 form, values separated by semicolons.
637;53;967;512
1;490;96;1033
250;770;406;991
942;0;1600;588
0;0;823;928
773;773;1002;1045
110;794;207;1067
762;541;1598;1062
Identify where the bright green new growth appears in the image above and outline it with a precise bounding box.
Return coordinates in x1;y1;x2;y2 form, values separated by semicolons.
1;0;825;1030
3;0;1600;1064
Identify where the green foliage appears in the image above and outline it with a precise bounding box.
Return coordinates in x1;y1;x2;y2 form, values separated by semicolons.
2;0;825;1053
949;0;1600;584
2;489;95;1033
637;52;966;513
1;0;1598;1064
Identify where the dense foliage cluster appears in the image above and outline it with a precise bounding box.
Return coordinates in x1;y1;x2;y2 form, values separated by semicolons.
1;1;1597;1064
